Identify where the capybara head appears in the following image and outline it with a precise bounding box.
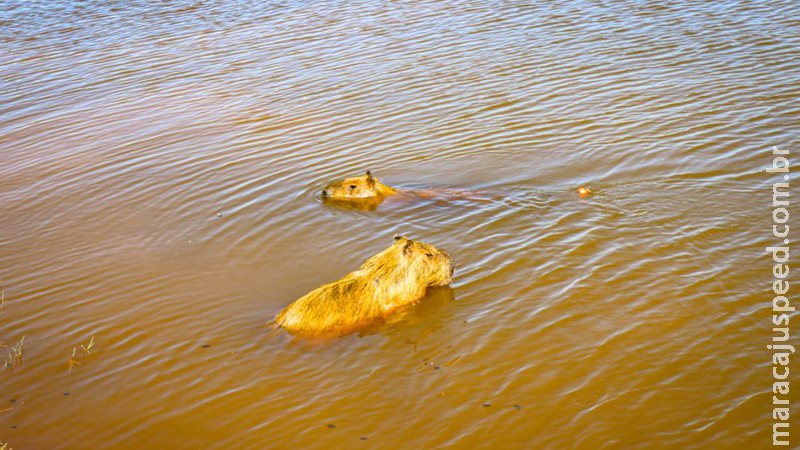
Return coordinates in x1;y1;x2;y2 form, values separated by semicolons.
369;235;455;288
321;171;397;199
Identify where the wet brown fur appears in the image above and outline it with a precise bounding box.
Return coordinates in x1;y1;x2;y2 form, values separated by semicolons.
275;236;454;338
321;171;398;199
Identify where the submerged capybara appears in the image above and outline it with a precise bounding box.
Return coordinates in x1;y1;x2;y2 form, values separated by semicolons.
275;236;454;337
320;170;494;209
321;170;397;199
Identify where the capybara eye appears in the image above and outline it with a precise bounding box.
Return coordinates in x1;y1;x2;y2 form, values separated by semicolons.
425;253;433;257
349;184;357;189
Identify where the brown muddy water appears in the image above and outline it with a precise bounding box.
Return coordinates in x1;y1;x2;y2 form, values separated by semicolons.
1;1;799;449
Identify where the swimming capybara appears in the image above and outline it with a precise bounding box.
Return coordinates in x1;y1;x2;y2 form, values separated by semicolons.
320;170;495;209
275;236;454;337
321;170;397;199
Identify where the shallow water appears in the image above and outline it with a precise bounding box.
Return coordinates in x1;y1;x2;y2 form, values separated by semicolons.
1;1;799;448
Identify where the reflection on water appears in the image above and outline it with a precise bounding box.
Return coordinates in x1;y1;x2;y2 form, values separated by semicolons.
1;0;798;448
354;286;456;339
322;196;384;212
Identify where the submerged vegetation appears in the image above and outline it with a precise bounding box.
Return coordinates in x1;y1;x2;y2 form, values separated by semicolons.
3;335;25;371
68;335;96;371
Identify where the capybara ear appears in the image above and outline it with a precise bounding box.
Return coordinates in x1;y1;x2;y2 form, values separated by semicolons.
365;171;375;186
366;170;372;177
394;234;405;242
402;239;414;256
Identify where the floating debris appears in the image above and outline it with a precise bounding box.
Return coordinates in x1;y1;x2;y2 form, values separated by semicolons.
68;336;97;371
0;399;23;415
444;356;461;367
3;335;25;370
67;347;82;371
80;336;95;355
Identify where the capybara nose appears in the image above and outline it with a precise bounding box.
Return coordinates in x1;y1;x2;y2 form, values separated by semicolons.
321;189;328;198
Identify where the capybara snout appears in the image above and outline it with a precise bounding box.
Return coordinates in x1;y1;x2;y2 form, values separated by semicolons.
394;234;454;288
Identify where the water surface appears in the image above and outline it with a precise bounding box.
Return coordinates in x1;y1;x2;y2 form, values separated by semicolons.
1;1;798;448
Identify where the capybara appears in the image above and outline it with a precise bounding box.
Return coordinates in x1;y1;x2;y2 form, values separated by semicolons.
321;170;397;199
320;170;493;208
275;236;454;337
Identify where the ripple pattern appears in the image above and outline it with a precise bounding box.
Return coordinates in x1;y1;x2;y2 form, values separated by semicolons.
0;0;798;449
